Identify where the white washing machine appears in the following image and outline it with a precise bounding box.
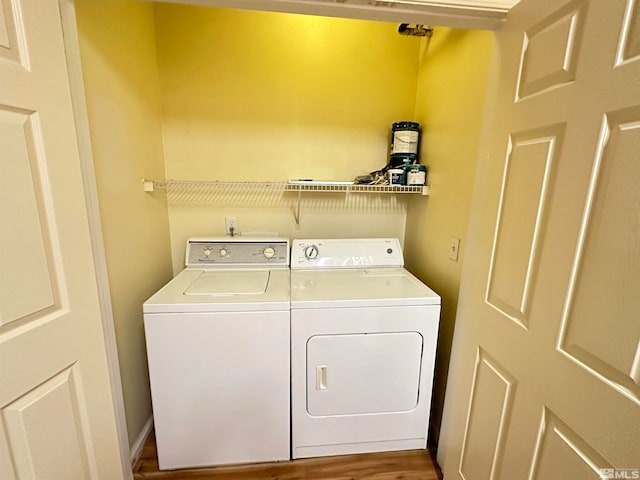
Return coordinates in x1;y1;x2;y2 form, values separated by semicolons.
290;238;441;459
143;237;290;470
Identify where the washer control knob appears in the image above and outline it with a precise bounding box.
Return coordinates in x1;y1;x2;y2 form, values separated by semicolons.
204;249;211;256
263;247;275;258
304;245;319;260
219;248;228;257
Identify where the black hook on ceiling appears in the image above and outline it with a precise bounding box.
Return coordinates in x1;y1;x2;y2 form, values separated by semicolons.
398;24;434;37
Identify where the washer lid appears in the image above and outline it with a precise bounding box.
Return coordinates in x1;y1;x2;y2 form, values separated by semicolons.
144;268;290;313
291;268;440;308
184;271;269;296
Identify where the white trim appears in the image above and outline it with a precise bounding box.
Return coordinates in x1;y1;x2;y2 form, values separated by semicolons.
153;0;510;30
130;416;154;467
58;1;133;479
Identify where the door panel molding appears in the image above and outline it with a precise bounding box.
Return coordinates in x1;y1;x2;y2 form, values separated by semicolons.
0;0;28;68
486;124;564;328
0;105;65;330
459;348;517;480
616;0;640;65
557;105;640;405
2;364;95;479
516;0;587;100
528;407;611;480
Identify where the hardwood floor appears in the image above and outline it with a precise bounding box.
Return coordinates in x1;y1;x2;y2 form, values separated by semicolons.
133;431;443;480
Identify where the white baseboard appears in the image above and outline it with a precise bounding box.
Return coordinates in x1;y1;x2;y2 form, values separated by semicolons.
130;416;153;467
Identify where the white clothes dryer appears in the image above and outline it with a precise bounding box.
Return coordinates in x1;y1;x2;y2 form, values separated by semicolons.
143;237;290;470
290;238;440;459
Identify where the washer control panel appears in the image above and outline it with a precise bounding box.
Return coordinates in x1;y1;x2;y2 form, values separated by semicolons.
291;238;403;269
186;237;289;267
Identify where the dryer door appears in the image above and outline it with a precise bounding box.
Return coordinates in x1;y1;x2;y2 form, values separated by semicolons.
306;332;422;416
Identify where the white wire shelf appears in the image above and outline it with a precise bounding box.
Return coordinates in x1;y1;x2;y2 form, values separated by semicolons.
143;179;429;195
143;179;429;227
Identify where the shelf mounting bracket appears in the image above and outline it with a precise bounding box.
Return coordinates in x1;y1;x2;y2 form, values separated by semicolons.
293;189;302;229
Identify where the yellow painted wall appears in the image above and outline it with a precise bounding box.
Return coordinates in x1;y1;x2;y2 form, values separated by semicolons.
152;5;422;272
75;0;173;448
75;0;490;454
404;28;493;445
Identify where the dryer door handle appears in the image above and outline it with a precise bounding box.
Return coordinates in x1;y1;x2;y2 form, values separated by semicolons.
316;365;328;390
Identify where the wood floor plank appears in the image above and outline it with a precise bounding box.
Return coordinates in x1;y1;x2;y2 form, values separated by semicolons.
133;432;442;480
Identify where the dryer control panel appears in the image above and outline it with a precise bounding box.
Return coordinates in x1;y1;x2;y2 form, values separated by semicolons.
186;237;289;267
291;238;403;269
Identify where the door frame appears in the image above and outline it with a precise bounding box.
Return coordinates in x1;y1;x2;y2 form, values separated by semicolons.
53;0;518;476
57;1;132;478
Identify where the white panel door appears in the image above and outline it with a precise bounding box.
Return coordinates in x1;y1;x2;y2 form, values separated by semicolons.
438;0;640;478
0;0;124;479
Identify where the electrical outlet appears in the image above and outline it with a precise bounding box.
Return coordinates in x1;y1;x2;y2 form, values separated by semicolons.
449;236;460;262
225;216;238;236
